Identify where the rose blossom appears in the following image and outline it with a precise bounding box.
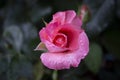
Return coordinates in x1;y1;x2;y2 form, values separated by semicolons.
36;10;89;70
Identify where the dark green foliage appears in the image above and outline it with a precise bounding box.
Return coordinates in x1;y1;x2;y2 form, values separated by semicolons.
101;29;120;60
85;43;102;74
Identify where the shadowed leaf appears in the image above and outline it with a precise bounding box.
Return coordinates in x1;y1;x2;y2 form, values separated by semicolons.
3;26;23;52
33;62;44;80
102;29;120;59
84;43;102;74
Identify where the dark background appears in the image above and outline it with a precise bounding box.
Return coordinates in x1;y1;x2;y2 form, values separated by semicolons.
0;0;120;80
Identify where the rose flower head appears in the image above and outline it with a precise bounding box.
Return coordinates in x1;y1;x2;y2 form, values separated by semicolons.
35;10;89;70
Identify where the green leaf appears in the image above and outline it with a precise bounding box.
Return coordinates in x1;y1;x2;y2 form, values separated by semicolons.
21;22;37;40
84;43;102;74
33;62;44;80
34;42;47;51
0;55;8;74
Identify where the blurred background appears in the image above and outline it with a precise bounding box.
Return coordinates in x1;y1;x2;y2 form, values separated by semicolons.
0;0;120;80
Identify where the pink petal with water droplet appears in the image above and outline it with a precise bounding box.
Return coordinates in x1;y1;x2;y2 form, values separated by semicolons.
40;31;89;70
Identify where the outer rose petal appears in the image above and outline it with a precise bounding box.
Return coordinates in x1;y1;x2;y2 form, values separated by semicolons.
39;28;51;42
45;22;60;39
65;10;76;23
50;10;82;30
51;11;65;25
40;31;89;70
65;10;82;29
71;16;82;29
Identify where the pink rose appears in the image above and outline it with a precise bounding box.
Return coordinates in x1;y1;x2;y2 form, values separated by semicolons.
36;10;89;70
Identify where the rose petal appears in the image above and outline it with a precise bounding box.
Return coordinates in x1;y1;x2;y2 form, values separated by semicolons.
39;28;51;42
53;33;67;47
40;25;84;54
51;10;81;27
45;22;60;39
71;16;82;29
78;31;89;59
51;11;65;25
40;24;82;52
59;24;81;50
65;10;76;23
43;40;68;52
39;23;61;42
40;10;82;42
40;34;68;53
39;24;68;52
40;31;89;70
40;52;80;70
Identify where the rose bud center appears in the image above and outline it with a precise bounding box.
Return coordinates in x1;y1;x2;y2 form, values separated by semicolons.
53;33;67;47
